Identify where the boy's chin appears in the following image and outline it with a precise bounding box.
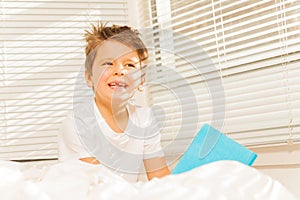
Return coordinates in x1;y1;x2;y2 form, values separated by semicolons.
111;89;135;98
110;93;132;104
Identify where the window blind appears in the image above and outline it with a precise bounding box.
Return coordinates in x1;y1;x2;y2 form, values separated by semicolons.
0;0;129;161
139;0;300;158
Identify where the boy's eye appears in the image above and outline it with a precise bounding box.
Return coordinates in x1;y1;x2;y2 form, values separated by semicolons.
102;62;113;66
125;63;136;68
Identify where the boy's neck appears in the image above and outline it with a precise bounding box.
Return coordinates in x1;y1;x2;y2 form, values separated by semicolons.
94;98;129;133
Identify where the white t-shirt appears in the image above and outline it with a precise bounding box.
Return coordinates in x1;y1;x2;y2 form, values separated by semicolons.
58;99;164;182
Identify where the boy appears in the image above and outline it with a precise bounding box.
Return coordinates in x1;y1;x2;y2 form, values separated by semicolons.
58;23;170;182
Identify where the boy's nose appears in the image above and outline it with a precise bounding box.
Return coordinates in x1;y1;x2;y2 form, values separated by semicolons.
113;64;126;76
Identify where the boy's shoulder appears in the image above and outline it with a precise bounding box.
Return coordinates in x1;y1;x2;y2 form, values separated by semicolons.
61;100;96;127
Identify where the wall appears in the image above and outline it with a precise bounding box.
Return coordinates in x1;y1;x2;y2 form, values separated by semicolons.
251;144;300;198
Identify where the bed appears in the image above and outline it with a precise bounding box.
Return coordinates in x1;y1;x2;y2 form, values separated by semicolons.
0;160;296;200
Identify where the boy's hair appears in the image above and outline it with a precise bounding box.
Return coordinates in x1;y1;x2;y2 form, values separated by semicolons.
84;23;148;74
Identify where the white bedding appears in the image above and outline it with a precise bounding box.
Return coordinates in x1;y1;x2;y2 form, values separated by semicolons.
0;160;296;200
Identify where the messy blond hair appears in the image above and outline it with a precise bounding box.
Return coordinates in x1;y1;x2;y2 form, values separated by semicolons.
84;23;148;74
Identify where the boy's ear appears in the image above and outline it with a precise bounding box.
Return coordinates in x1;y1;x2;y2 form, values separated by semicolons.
138;76;146;92
85;70;93;88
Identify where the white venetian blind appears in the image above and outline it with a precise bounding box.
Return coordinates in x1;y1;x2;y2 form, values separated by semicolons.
140;0;300;158
0;0;129;161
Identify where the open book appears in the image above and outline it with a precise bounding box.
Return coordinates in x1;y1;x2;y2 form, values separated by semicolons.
172;124;257;174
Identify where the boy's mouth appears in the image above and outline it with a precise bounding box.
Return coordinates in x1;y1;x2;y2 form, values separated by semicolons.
108;81;127;89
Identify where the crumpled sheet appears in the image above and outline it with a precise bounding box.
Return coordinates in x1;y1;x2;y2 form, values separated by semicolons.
0;160;297;200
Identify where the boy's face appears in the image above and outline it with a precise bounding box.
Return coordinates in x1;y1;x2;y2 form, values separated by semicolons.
85;40;143;106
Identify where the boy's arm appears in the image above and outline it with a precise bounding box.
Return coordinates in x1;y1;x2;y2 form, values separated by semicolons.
144;157;171;180
79;157;100;164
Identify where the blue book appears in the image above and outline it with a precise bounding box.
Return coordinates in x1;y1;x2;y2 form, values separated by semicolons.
172;124;257;174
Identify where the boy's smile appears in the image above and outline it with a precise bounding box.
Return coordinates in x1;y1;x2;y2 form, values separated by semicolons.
108;80;128;90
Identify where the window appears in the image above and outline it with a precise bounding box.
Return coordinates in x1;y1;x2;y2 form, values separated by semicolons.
139;0;300;159
0;0;129;161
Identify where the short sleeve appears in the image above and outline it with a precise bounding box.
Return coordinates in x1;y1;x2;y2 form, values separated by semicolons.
58;112;92;161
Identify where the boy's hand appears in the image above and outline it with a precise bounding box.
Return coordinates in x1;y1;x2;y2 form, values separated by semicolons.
79;157;100;164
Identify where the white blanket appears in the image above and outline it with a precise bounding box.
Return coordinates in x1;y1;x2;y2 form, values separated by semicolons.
0;160;296;200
